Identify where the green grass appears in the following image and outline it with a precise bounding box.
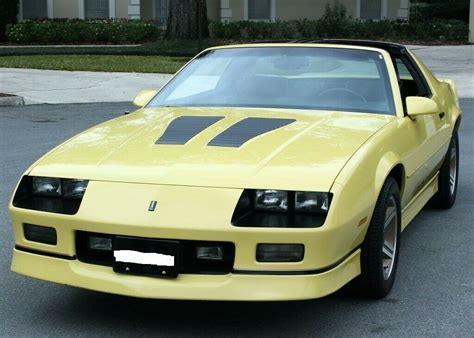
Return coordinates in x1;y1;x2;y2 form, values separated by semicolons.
0;40;228;57
0;54;190;73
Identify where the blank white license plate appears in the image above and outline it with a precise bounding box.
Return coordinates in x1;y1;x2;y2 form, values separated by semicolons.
112;237;180;278
113;250;174;266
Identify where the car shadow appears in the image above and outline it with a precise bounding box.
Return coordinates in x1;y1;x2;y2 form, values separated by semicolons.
35;285;377;336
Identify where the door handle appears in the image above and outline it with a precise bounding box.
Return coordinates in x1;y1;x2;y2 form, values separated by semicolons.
438;112;445;119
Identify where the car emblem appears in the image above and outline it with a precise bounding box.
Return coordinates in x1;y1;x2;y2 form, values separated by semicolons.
148;200;157;212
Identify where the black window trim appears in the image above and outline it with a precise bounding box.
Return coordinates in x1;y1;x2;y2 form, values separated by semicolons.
393;52;433;115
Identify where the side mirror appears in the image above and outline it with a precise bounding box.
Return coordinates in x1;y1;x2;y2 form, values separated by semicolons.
406;96;439;117
133;89;158;107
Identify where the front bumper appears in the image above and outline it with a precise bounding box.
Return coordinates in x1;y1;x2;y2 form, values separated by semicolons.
10;180;365;300
12;247;360;301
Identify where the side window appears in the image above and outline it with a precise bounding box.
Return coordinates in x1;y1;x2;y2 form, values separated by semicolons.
394;56;430;101
395;59;413;81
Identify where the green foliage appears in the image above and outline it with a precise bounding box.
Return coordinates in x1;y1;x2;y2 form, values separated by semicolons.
322;1;347;21
209;19;469;43
410;0;469;23
6;19;161;44
0;0;19;41
208;0;468;43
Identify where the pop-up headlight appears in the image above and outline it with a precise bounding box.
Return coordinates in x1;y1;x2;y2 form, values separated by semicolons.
232;190;332;228
255;190;288;212
32;177;61;197
13;176;89;215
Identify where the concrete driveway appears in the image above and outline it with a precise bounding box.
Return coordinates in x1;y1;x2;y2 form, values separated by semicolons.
0;68;172;104
0;45;472;104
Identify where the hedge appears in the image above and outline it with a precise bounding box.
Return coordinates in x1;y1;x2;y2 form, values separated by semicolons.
6;19;161;44
209;19;469;43
410;0;469;23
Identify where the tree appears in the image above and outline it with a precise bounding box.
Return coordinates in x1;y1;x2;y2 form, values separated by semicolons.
166;0;209;39
0;0;19;41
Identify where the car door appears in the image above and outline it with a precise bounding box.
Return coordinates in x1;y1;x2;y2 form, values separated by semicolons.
393;54;449;208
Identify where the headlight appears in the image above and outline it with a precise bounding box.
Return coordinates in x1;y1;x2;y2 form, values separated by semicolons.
13;176;89;215
295;191;329;213
232;189;332;228
62;179;88;199
32;177;88;199
255;190;288;212
32;177;61;196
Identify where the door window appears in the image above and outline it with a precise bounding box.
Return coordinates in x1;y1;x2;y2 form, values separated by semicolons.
394;57;430;101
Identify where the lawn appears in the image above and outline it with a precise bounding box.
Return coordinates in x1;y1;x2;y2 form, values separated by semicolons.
0;55;190;73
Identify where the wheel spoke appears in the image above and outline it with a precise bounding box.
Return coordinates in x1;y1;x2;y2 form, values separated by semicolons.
384;207;396;229
383;241;394;259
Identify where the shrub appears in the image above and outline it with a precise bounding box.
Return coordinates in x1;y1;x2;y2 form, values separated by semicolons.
209;18;468;43
0;0;19;41
410;0;469;23
208;0;468;43
6;19;161;44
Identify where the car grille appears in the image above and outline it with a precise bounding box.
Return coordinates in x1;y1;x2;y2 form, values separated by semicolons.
76;231;235;275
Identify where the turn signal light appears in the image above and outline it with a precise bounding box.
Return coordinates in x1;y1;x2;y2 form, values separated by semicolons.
256;244;304;262
23;223;57;245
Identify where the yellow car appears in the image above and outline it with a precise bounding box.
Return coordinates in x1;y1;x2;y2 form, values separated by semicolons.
9;40;461;301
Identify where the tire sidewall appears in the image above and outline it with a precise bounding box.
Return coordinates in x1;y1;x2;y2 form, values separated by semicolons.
378;179;401;295
447;133;459;205
360;177;401;298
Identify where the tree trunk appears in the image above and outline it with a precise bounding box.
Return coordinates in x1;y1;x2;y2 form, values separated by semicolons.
166;0;209;39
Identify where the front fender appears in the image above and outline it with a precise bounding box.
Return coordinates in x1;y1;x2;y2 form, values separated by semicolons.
329;120;402;247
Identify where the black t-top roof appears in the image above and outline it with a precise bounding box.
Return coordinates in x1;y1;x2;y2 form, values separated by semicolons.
263;39;408;56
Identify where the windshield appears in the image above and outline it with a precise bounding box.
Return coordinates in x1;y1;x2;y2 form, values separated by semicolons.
149;47;395;115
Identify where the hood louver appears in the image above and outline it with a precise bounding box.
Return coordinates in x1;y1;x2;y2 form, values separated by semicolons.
155;116;224;145
208;117;296;147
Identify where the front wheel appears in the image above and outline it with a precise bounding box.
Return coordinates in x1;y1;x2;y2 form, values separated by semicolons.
431;132;459;209
358;177;401;298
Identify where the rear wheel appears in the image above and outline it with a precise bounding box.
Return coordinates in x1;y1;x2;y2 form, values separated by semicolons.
431;132;459;209
358;177;401;298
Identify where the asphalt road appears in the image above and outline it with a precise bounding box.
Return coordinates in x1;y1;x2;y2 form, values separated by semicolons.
0;101;473;337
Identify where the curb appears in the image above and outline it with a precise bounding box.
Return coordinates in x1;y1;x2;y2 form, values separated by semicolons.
0;93;24;106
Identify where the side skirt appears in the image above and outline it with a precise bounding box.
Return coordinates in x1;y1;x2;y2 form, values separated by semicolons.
401;172;439;231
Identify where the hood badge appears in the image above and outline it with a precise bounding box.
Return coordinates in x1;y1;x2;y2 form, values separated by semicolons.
148;200;157;212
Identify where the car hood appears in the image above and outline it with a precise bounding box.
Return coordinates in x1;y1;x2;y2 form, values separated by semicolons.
29;107;393;191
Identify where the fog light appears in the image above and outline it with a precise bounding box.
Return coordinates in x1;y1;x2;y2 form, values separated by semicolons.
256;244;304;262
196;246;223;260
23;223;57;245
88;236;112;251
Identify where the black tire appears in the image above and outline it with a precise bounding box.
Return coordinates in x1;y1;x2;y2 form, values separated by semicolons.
358;177;401;298
431;132;459;209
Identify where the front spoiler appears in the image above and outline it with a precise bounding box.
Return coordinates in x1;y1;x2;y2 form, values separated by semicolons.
11;248;361;301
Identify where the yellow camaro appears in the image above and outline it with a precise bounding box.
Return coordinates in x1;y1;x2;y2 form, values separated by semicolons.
9;41;462;301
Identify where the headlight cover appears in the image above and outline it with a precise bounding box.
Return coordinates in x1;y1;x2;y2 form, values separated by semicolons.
62;179;88;199
232;190;332;228
32;177;61;197
295;191;329;213
13;176;89;215
255;190;288;212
